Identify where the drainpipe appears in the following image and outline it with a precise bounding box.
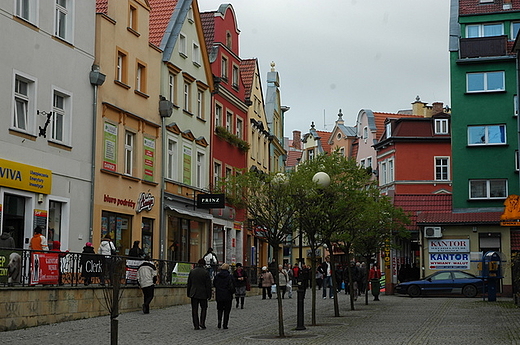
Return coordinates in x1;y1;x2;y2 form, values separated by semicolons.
159;97;173;259
89;65;106;243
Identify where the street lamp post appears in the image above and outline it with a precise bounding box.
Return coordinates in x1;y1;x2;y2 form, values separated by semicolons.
296;171;330;331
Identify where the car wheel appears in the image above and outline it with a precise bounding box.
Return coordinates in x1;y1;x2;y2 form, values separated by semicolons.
408;285;421;297
462;284;477;298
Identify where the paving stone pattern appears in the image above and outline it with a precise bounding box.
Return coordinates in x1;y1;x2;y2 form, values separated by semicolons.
3;291;520;345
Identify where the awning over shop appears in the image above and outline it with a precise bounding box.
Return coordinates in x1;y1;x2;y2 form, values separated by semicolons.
164;202;213;220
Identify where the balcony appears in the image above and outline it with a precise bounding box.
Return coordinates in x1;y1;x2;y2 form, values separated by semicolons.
459;36;508;58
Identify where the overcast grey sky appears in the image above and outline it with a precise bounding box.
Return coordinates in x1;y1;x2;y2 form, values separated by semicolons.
199;0;451;137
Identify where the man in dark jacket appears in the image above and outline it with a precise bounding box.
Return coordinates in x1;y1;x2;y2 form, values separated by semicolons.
187;258;212;330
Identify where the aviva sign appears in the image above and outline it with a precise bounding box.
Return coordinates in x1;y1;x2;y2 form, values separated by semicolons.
0;158;52;194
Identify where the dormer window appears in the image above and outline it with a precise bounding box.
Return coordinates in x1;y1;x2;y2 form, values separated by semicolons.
385;122;392;139
435;119;449;134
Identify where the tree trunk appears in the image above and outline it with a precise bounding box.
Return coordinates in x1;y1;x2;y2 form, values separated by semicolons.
273;246;285;338
328;254;340;317
310;259;317;326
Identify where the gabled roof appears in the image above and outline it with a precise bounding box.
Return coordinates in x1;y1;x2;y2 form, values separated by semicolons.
286;150;302;168
316;130;332;154
148;0;178;48
200;11;215;52
372;112;422;143
240;58;256;101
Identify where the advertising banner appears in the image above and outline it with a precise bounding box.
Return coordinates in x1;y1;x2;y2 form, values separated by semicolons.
143;138;155;182
429;253;470;270
172;262;191;285
30;252;59;285
126;259;143;284
103;122;118;172
0;250;22;284
0;158;52;194
428;239;469;253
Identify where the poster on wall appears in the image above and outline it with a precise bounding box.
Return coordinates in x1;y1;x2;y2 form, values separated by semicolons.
101;217;108;237
172;262;191;285
143;138;155;182
30;252;59;285
428;239;470;270
183;146;192;185
0;250;22;285
33;209;48;233
103;122;118;172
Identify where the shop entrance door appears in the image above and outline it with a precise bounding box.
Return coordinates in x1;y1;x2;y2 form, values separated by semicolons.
3;194;26;249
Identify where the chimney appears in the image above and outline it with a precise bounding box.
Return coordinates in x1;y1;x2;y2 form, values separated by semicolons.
292;130;302;150
504;0;512;10
432;102;444;114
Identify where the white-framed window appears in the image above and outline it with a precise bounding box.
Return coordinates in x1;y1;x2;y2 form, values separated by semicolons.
213;162;222;187
367;157;372;170
13;72;36;133
179;33;187;57
466;23;503;38
308;149;314;161
515;150;519;172
360;159;365;168
187;6;194;23
512;22;520;39
380;158;394;185
168;72;176;104
215;104;222;127
55;0;73;42
196;151;205;188
124;131;135;175
467;124;506;145
116;50;128;84
51;88;71;144
466;71;505;93
129;4;138;31
183;82;190;112
380;162;387;185
221;56;228;80
192;42;200;66
197;89;203;119
362;126;368;140
136;62;146;93
15;0;38;24
167;137;177;180
469;179;507;199
236;118;243;139
232;64;239;89
435;157;450;181
226;111;232;132
514;95;518;117
385;122;391;139
388;159;394;183
435;119;449;134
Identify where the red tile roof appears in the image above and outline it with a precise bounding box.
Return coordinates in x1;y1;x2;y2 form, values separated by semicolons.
316;130;332;153
148;0;178;47
417;211;502;225
200;11;216;52
96;0;108;14
393;194;452;231
240;58;256;101
286;150;303;168
459;0;520;16
373;112;422;141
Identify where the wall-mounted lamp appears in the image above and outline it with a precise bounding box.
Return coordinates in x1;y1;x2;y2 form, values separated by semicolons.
89;64;106;86
472;226;478;233
159;96;174;118
38;194;44;204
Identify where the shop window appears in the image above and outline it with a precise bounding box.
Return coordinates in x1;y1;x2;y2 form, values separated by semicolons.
141;218;153;257
48;200;63;248
101;211;132;255
2;193;27;248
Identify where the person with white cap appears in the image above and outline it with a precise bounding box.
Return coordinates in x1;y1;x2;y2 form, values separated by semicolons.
259;266;274;299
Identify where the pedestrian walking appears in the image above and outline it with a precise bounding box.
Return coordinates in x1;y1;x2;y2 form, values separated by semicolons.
203;247;218;279
232;263;248;309
187;258;212;330
213;263;234;329
286;264;293;298
98;235;116;286
0;230;15;248
277;264;288;299
137;256;157;314
319;256;333;299
259;266;274;299
81;242;96;286
128;240;144;258
29;226;49;251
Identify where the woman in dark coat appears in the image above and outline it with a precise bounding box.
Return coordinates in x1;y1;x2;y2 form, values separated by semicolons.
232;263;248;309
213;263;234;329
128;240;144;258
81;242;96;286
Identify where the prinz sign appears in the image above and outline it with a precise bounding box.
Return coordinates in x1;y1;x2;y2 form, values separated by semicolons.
197;194;225;209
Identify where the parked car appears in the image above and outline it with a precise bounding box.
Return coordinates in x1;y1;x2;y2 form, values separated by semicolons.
395;270;485;298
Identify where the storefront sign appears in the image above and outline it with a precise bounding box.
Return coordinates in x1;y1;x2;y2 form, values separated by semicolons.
33;209;48;232
143;138;155;182
429;239;469;253
0;158;52;194
103;122;118;172
429;253;470;270
103;194;136;209
136;192;155;213
197;194;225;208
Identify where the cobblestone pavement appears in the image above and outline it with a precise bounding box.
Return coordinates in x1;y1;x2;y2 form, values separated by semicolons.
3;290;520;345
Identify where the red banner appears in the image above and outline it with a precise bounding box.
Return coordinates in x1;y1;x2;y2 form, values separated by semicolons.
30;253;59;285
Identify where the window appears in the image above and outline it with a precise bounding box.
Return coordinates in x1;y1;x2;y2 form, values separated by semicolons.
435;157;450;181
51;90;70;143
512;22;520;39
225;167;232;179
116;50;128;84
221;57;228;80
55;0;73;42
167;138;177;180
197;89;204;119
129;4;138;31
515;95;518;116
467;71;504;92
214;162;221;187
48;200;64;245
388;159;394;183
435;119;449;134
362;126;368;140
385;122;391;139
308;149;314;160
360;159;365;168
196;152;205;188
179;33;187;57
183;82;190;112
226;32;232;49
236;118;243;139
125;131;135;175
380;162;387;185
15;0;37;23
468;125;506;145
136;62;146;93
466;23;503;38
13;75;33;131
168;72;176;104
367;157;372;170
215;104;222;127
192;43;200;66
232;65;239;89
515;150;519;171
226;111;232;132
469;179;507;199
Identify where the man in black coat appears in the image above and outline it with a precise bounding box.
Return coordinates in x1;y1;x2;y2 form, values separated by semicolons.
187;258;212;330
